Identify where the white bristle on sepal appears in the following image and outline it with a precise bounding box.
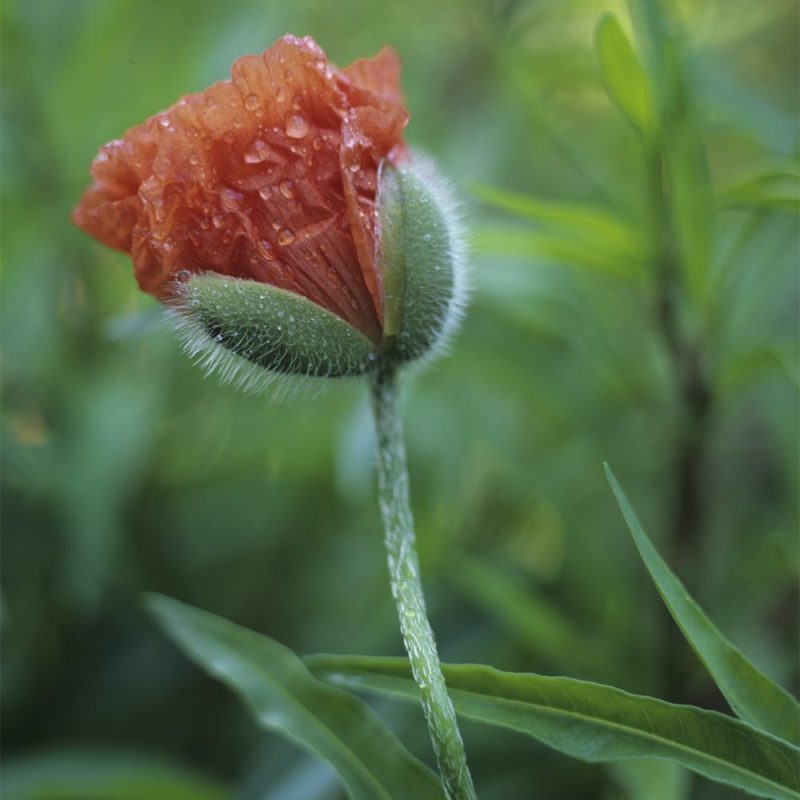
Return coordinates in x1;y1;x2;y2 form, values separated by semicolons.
377;154;469;370
165;274;379;398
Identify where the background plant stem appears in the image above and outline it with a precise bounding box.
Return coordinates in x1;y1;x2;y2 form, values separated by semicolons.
370;362;478;800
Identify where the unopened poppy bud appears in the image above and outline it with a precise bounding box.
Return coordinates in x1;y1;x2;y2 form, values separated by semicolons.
72;35;466;391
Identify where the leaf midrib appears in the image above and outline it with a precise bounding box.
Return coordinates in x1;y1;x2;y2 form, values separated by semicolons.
328;669;799;799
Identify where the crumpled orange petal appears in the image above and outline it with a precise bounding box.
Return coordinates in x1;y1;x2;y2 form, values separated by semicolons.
72;34;408;342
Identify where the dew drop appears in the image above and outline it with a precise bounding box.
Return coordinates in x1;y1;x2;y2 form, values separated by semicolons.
312;136;323;151
348;161;360;173
158;116;170;128
258;185;272;201
276;228;296;246
244;139;269;163
285;115;309;139
257;240;276;260
276;87;287;102
244;93;260;112
291;95;303;111
188;152;200;165
279;180;295;199
212;214;225;229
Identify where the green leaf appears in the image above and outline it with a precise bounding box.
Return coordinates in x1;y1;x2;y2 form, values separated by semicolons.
604;465;800;746
145;595;445;800
472;185;647;278
308;655;800;800
1;750;230;800
717;162;800;212
595;14;653;134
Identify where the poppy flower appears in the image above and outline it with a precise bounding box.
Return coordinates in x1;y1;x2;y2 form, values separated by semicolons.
74;35;464;384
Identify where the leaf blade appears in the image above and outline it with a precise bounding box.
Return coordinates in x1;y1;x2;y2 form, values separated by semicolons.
604;465;800;746
145;595;445;800
308;655;800;800
595;13;653;134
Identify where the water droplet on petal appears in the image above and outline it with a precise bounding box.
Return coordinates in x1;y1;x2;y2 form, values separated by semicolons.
188;152;200;165
276;228;296;246
258;185;272;200
285;115;309;139
257;240;276;260
244;93;260;112
244;139;269;163
276;87;287;102
312;136;323;151
279;180;295;199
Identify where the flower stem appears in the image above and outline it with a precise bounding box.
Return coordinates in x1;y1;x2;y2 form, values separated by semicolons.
369;362;477;800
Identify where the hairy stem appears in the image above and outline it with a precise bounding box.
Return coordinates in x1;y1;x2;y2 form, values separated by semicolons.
370;363;477;800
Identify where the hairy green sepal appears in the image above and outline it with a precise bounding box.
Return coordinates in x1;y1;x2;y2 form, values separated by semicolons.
379;164;458;363
177;274;377;378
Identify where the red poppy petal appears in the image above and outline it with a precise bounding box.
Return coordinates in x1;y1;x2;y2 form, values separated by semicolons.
72;35;408;342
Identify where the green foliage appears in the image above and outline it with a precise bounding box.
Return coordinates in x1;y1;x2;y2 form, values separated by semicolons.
605;466;800;746
146;595;445;800
2;751;230;800
308;655;800;800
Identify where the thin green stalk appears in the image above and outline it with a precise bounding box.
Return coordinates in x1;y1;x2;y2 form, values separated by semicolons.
370;362;477;800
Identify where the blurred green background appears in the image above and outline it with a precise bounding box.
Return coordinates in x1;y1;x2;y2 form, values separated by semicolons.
2;0;798;798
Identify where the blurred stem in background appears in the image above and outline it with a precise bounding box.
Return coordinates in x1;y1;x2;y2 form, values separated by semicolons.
370;363;477;800
635;0;714;570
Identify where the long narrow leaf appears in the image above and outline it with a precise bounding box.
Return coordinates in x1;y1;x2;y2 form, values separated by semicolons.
308;655;800;800
595;14;653;134
145;595;445;800
605;465;800;746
